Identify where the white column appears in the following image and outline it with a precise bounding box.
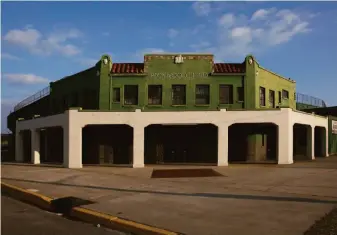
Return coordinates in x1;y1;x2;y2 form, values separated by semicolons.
63;124;82;168
217;124;229;166
31;129;40;164
132;125;145;168
308;125;315;160
278;118;293;164
15;130;24;162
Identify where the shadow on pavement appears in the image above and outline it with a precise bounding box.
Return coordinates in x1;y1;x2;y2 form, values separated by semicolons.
2;177;337;205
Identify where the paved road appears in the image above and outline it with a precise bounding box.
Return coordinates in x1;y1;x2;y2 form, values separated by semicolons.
1;196;130;235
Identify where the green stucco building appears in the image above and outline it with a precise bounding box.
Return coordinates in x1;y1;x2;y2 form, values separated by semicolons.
7;53;336;168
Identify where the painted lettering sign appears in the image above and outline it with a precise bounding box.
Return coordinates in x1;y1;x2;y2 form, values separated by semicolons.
332;120;337;134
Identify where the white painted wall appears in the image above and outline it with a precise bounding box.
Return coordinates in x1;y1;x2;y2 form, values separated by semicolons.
15;108;329;168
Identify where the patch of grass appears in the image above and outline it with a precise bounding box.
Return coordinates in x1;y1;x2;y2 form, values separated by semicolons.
304;207;337;235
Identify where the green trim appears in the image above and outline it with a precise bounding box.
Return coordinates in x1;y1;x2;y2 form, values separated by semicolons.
195;104;210;107
110;73;147;77
147;105;163;107
211;73;245;76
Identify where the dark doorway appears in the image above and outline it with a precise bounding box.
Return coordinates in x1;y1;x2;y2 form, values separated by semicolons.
82;125;133;165
40;127;63;164
22;130;31;162
314;126;326;157
144;124;218;164
228;123;278;163
293;124;311;161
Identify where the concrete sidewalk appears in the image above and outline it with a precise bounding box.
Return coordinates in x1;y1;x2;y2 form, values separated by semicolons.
2;157;337;235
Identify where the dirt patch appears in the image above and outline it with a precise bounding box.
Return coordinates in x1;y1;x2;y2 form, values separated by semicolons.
304;207;337;235
151;168;224;178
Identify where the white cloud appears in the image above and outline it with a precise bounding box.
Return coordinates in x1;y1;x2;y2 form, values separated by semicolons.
218;13;235;28
1;53;21;60
186;5;314;60
251;8;276;21
168;29;179;39
212;8;313;60
3;74;49;85
3;26;82;57
192;2;211;16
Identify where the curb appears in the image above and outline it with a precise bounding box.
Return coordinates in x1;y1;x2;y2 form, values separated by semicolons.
1;182;180;235
1;182;53;211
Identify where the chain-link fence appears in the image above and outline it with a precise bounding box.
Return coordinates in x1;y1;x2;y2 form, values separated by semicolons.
13;86;50;111
295;92;326;108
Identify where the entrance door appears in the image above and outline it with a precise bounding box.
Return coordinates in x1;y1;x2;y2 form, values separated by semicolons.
105;146;114;164
99;145;114;164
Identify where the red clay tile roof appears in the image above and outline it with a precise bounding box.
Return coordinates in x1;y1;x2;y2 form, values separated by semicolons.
213;63;245;73
111;63;144;74
110;63;245;74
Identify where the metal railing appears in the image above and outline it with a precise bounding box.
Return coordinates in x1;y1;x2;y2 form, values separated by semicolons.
11;87;327;112
295;92;327;108
13;86;50;111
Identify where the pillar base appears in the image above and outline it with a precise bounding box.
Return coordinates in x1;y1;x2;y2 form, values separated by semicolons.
64;163;83;169
278;159;293;164
217;162;228;166
132;164;145;168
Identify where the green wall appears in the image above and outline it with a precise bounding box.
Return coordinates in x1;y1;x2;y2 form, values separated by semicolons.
50;66;99;113
7;96;50;133
296;103;320;110
328;116;337;155
98;54;246;111
97;54;297;112
249;56;296;109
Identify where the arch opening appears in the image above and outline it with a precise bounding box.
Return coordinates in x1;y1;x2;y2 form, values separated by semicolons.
228;123;278;163
314;126;326;157
39;126;64;164
82;124;133;165
144;124;218;165
293;124;312;161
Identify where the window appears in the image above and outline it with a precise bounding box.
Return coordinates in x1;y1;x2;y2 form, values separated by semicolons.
219;85;233;104
237;87;244;102
148;85;162;105
172;85;186;105
195;85;210;105
282;89;289;99
269;90;275;108
112;88;120;103
278;91;282;104
124;85;138;105
259;87;266;106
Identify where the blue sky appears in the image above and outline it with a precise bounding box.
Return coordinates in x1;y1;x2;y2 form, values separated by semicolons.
1;1;337;132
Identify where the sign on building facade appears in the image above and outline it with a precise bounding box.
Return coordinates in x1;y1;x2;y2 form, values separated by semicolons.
332;120;337;134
